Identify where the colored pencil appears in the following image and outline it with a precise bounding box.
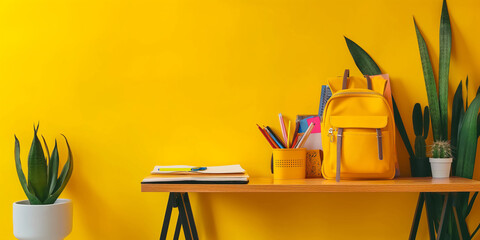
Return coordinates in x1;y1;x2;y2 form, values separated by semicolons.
265;126;285;149
296;122;315;148
257;124;276;148
290;121;300;148
278;113;288;147
264;127;280;148
287;120;291;148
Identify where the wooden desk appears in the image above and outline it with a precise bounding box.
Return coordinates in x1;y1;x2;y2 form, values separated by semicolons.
141;177;480;240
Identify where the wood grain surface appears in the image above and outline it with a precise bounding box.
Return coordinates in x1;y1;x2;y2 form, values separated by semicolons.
141;177;480;193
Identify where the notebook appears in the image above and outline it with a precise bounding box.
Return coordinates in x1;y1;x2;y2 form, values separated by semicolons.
143;164;249;184
142;173;249;184
318;85;332;117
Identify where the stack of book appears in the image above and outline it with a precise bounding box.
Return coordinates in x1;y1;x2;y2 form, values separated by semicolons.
142;165;249;184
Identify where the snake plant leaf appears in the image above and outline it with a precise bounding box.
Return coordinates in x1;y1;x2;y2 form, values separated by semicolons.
45;135;73;204
477;113;480;138
455;94;480;179
466;192;478;217
413;103;423;136
414;18;442;141
48;140;59;195
451;82;464;175
451;82;464;150
344;37;414;158
439;0;451;141
344;37;381;75
466;76;469;109
393;97;415;158
27;124;48;202
14;136;42;204
41;136;50;162
423;106;430;137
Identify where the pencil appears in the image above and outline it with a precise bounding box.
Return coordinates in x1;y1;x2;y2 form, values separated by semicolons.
296;122;315;148
265;126;286;149
279;113;288;147
257;124;276;148
287;120;292;149
264;127;280;148
290;121;300;148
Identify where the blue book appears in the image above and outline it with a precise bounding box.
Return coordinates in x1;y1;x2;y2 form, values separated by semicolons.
318;85;332;117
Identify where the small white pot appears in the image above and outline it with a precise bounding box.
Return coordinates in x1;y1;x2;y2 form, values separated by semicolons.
13;199;72;240
429;158;453;178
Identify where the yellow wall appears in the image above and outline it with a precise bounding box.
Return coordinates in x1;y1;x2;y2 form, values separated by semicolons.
2;0;480;239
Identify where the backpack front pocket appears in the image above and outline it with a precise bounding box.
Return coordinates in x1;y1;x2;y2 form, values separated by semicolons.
336;130;391;174
325;115;393;178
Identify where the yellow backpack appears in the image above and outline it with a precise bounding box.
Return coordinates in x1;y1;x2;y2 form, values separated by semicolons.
321;70;397;181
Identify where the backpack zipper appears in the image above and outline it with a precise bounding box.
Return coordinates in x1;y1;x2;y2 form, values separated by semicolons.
332;91;383;97
327;128;337;142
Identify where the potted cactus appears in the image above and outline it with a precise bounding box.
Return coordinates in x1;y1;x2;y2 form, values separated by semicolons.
429;140;453;178
13;124;73;240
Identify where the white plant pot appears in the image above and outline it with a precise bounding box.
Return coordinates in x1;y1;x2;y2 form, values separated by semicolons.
429;158;453;178
13;199;72;240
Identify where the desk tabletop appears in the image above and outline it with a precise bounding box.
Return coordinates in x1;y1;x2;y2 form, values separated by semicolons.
141;177;480;193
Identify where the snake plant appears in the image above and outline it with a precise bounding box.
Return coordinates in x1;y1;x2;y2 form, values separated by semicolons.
14;124;73;205
345;1;480;238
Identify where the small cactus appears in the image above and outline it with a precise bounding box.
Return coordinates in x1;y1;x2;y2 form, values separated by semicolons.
412;103;429;158
430;140;453;158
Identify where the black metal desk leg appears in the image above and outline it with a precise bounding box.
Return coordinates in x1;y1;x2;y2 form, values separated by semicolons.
177;193;194;240
159;192;199;240
160;193;177;240
173;215;181;240
409;193;425;240
183;193;199;239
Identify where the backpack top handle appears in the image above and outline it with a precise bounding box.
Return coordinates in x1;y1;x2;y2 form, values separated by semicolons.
341;69;373;90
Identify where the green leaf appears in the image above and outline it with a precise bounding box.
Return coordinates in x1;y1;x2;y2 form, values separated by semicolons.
451;82;464;175
466;192;478;217
413;103;423;136
343;37;415;158
344;37;381;75
393;97;415;158
41;136;50;162
455;93;480;179
14;136;41;204
414;18;442;141
423;106;430;137
439;0;451;142
27;124;48;203
48;140;59;195
477;113;480;138
44;135;73;204
465;76;469;110
451;82;464;150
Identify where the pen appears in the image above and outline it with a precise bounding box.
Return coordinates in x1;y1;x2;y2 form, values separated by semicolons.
157;167;207;172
